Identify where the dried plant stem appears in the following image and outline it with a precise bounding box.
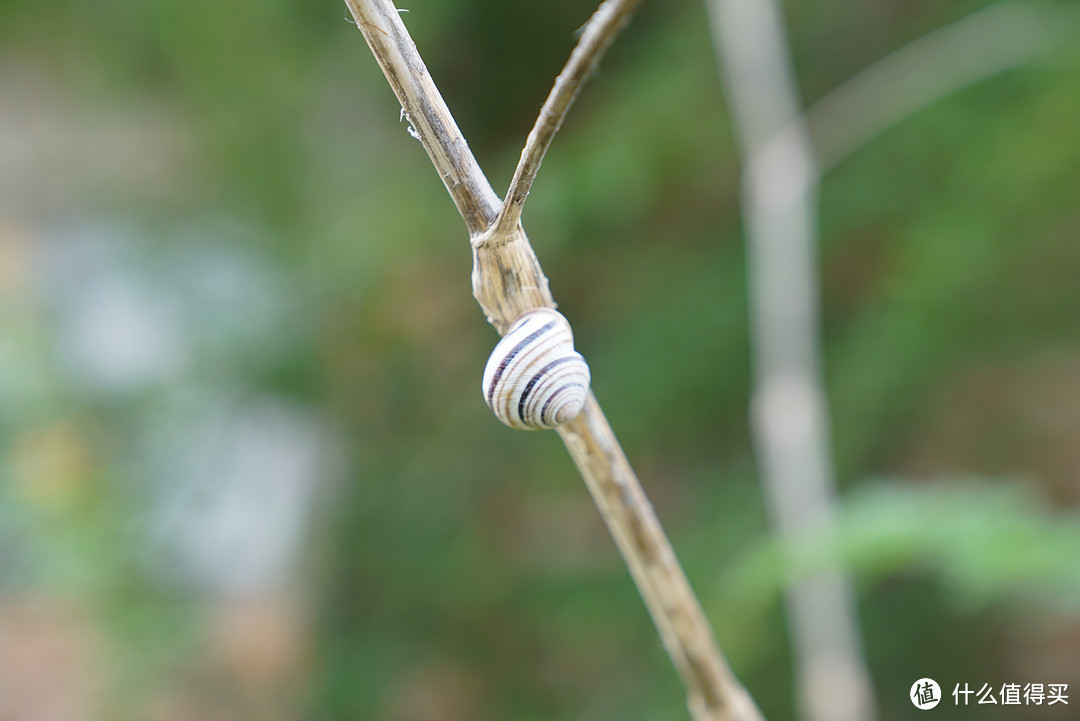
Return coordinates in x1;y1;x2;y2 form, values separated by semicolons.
343;0;763;719
558;397;764;721
493;0;645;237
344;0;499;234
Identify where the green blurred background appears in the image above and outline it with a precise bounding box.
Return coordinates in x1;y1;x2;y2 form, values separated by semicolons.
0;0;1078;719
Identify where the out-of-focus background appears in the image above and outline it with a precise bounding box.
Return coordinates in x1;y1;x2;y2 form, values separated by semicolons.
1;0;1079;719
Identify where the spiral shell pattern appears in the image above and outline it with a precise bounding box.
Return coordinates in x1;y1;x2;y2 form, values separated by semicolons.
482;308;590;430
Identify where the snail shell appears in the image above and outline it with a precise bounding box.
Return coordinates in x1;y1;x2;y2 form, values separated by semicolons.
482;308;590;430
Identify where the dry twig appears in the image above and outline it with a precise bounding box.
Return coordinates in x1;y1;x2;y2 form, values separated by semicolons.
492;0;644;237
342;0;764;718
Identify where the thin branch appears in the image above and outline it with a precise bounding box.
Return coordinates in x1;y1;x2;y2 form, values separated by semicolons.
807;0;1080;172
344;0;764;719
344;0;499;235
493;0;645;237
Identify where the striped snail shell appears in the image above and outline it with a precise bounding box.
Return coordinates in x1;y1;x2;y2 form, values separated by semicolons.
482;308;590;430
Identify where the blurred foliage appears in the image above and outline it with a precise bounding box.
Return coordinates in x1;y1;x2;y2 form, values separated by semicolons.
1;0;1080;720
725;480;1080;612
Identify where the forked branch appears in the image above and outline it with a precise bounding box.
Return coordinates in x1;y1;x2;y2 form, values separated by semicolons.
343;1;764;719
